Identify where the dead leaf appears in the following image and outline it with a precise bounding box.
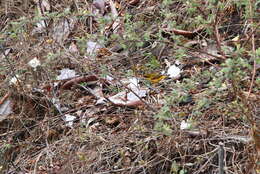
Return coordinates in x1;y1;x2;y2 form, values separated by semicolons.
93;0;106;15
60;75;99;90
52;17;76;44
128;0;140;6
37;0;51;12
144;73;167;84
0;99;13;122
97;48;112;57
162;26;205;39
69;42;79;53
105;116;120;125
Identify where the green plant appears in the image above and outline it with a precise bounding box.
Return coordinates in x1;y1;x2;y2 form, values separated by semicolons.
145;55;161;70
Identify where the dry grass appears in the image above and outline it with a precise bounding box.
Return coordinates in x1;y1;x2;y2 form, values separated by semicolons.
0;0;259;173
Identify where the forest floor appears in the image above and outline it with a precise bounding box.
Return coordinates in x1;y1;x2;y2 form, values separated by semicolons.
0;0;259;173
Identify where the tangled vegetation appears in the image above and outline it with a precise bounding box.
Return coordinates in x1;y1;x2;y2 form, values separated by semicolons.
0;0;259;173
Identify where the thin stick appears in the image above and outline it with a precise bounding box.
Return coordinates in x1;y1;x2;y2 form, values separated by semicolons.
0;92;10;105
247;0;256;99
213;6;226;59
218;142;225;174
33;151;44;174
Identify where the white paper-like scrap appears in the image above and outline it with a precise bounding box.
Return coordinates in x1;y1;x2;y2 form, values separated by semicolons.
28;58;41;69
167;65;181;79
108;87;147;106
105;75;114;82
10;75;20;85
57;68;77;80
0;99;13;122
86;41;103;54
127;77;139;88
64;114;76;128
180;120;192;130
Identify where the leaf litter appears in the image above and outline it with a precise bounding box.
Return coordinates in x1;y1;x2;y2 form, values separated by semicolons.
0;0;259;173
